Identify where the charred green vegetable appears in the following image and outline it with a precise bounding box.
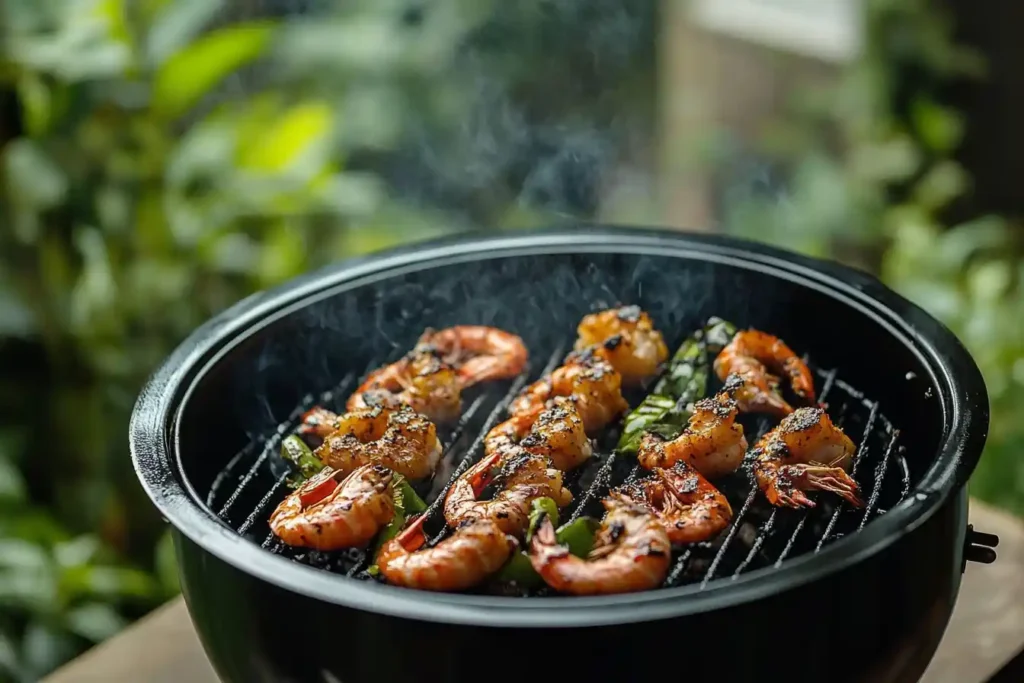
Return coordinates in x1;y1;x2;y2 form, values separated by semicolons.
281;435;325;484
366;474;427;575
494;499;600;587
616;317;737;455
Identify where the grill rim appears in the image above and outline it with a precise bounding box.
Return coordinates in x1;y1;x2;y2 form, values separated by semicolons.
130;225;989;628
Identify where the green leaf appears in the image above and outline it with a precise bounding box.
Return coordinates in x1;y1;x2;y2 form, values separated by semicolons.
145;0;224;67
911;98;965;153
237;101;335;172
912;160;968;211
152;21;276;119
21;621;79;681
0;540;49;572
17;73;55;136
0;455;27;504
0;632;20;681
61;565;158;601
65;603;128;642
53;536;101;569
3;140;68;210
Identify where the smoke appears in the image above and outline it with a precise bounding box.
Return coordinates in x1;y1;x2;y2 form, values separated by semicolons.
380;0;655;223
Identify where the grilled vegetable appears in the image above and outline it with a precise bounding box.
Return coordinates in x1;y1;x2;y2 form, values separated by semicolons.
366;475;428;575
494;499;600;587
616;317;737;456
526;497;560;542
281;435;326;484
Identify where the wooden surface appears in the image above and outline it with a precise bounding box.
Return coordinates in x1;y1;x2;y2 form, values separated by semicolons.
44;498;1024;683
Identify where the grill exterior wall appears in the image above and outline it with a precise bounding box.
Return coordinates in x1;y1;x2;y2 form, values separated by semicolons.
174;490;968;683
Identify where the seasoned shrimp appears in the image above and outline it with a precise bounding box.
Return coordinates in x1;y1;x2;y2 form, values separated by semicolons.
752;407;864;508
510;355;628;434
616;462;732;545
297;406;339;442
269;464;395;551
347;347;462;423
376;515;516;592
418;325;528;387
485;397;592;472
714;328;815;416
443;448;572;536
528;494;671;595
315;405;442;481
635;377;747;479
570;305;669;385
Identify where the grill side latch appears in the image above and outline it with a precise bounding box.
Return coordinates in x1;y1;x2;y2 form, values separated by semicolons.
963;524;999;571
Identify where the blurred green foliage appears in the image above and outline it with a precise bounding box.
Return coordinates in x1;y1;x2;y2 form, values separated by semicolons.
713;0;1024;514
0;0;1021;679
0;1;471;678
0;0;654;677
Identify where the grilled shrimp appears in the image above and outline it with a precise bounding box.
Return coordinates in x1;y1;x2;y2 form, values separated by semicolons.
315;405;442;481
297;406;339;442
347;347;462;423
528;493;671;595
570;305;669;385
418;325;528;387
443;448;572;536
510;355;629;434
269;464;395;551
376;515;516;592
635;377;747;479
616;462;732;545
714;328;815;417
486;397;592;472
752;407;864;508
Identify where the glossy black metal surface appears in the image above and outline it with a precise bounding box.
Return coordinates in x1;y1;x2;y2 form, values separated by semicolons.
131;226;990;682
175;491;968;683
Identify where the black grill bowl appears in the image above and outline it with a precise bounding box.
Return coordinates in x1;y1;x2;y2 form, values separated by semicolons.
131;226;989;683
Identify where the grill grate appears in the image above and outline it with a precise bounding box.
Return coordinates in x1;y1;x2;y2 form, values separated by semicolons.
206;338;910;594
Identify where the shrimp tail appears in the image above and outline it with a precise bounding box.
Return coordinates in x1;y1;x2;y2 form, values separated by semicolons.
528;514;570;565
394;514;429;552
759;464;863;509
801;467;864;507
747;390;794;418
468;451;504;497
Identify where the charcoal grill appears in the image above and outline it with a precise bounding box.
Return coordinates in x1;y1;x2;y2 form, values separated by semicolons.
131;226;997;683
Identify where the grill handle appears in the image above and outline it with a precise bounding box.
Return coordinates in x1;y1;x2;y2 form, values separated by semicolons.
964;524;999;567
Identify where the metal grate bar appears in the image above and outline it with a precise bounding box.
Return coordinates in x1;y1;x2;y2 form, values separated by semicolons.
814;400;879;552
664;546;694;585
239;471;290;535
774;515;809;568
215;369;359;521
214;351;403;520
858;428;901;530
696;487;758;588
566;452;618;523
694;414;775;585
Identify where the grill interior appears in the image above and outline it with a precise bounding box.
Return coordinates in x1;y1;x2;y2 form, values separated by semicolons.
176;248;943;596
205;337;909;594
